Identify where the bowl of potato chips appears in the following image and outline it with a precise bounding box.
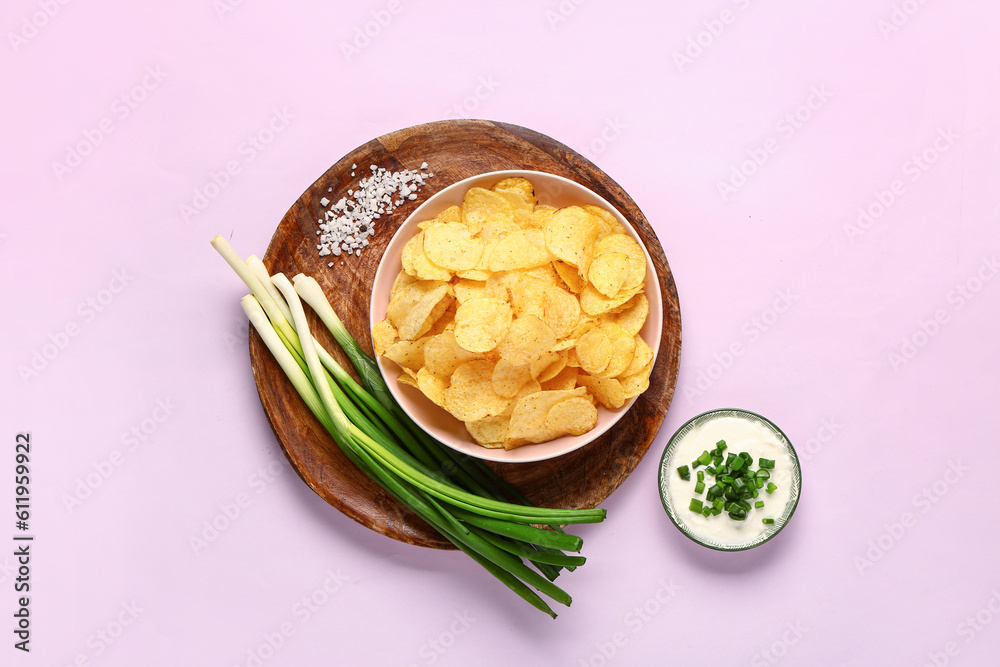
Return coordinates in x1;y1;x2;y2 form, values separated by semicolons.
370;171;662;463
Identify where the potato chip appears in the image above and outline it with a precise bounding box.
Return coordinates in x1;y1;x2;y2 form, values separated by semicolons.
597;329;636;379
605;293;648;336
579;283;641;317
552;260;586;294
497;314;557;366
544;206;600;274
534;350;567;382
576;374;626;409
544;396;598;438
501;379;541;417
619;360;652;399
492;177;537;208
540;364;578;391
583;204;627;238
594;233;646;291
453;278;489;304
416;367;449;407
401;231;453;281
588;251;629;298
492;178;535;227
462;187;513;235
454;297;512;353
505;387;589;449
382;338;428;371
423;330;481;377
396;370;418;389
527;204;557;230
371;319;397;356
386;280;451;340
489;229;552;271
444;360;509;422
437;205;462;223
422;222;484;272
542;285;580;339
623;335;653;377
492;358;532;398
575;326;611;375
465;415;509;448
508;274;548;319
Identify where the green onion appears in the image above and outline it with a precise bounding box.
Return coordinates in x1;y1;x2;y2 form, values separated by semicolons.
696;451;712;466
762;518;775;525
766;482;778;494
716;440;727;450
759;458;775;469
689;498;704;513
694;481;705;494
677;465;690;480
213;236;605;618
755;500;765;509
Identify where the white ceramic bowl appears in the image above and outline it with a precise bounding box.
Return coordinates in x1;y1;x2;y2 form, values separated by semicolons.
370;170;663;463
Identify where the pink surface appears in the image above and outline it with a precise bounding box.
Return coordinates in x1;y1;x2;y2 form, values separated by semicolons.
2;1;998;665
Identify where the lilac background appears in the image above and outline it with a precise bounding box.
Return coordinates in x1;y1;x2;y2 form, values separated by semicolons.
2;1;999;665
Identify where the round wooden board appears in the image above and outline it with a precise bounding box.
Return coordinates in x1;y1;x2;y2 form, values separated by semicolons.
250;119;682;549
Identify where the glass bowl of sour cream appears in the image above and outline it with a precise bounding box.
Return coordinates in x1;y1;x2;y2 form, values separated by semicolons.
657;408;802;551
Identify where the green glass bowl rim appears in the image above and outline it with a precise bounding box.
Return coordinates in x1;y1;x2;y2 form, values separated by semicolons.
657;407;802;552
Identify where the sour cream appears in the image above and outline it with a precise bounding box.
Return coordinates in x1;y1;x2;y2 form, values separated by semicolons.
658;410;800;550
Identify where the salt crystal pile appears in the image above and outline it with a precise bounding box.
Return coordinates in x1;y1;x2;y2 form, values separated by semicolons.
316;163;433;265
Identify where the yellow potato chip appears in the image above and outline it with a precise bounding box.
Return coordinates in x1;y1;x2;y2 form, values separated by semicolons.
465;415;509;449
619;360;653;399
527;204;557;230
492;177;537;208
534;350;567;382
540;364;578;391
575;326;611;375
501;379;541;417
371;319;397;356
462;187;513;235
401;231;453;281
397;370;418;389
508;274;548;319
444;360;508;422
544;206;600;274
542;285;581;339
492;178;535;227
454;297;512;353
588;251;629;298
453;278;488;304
597;329;636;379
504;387;589;449
492;358;532;398
437;205;462;223
553;260;587;294
489;229;552;271
423;330;481;377
576;374;626;409
544;396;598;438
386;280;451;340
583;204;627;238
383;338;429;371
579;283;641;317
497;314;557;366
623;335;653;377
605;293;649;336
594;233;646;291
416;367;449;408
422;222;484;272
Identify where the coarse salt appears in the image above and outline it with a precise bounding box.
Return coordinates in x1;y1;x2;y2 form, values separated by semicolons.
315;162;431;260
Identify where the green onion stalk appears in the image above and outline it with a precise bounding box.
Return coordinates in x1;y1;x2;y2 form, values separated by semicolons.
212;236;606;617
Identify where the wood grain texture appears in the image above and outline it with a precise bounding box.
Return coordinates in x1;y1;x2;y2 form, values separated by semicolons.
249;120;682;549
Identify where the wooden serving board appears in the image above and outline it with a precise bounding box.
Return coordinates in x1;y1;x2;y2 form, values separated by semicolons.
250;119;682;549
